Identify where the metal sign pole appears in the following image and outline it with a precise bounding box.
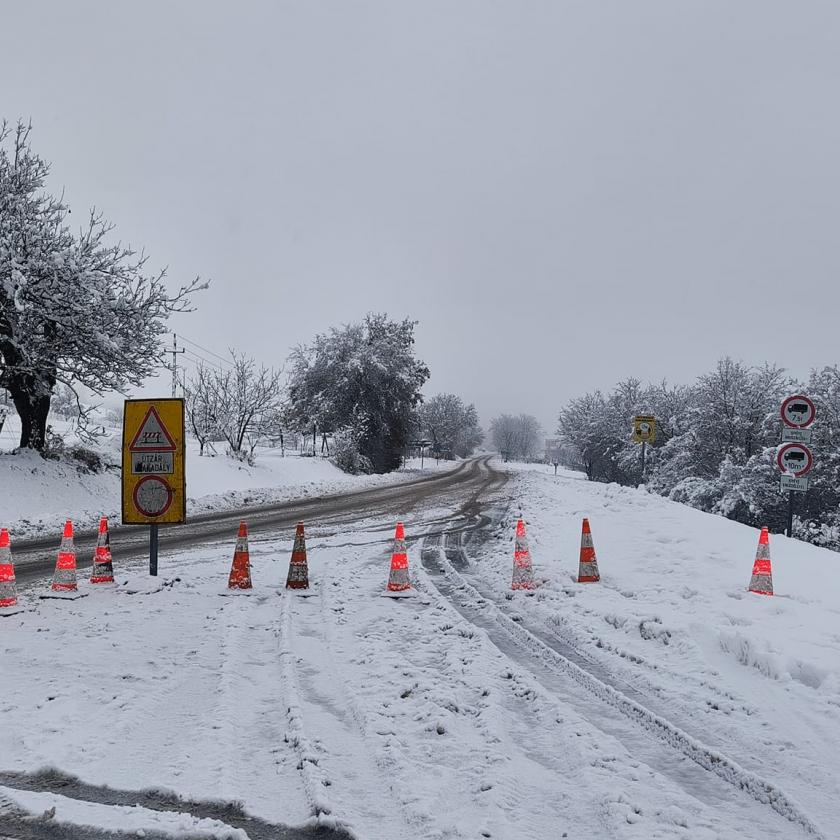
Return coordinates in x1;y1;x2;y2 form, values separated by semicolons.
640;440;647;484
150;524;159;576
786;490;794;538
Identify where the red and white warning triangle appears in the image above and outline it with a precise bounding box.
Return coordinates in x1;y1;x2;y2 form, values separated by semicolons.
129;407;176;452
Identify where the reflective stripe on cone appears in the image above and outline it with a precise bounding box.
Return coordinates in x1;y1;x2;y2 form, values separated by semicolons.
51;520;78;592
286;522;309;590
748;527;773;596
90;517;115;584
511;519;535;590
578;518;600;583
0;529;18;608
228;521;253;589
387;522;411;592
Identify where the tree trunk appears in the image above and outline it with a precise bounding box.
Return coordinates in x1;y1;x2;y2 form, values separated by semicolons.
9;384;51;451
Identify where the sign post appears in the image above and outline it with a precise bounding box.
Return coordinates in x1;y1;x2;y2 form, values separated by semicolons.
778;395;816;538
631;415;656;484
412;439;432;470
122;399;186;575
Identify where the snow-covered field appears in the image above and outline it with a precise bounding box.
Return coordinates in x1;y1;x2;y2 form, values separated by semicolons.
1;460;838;838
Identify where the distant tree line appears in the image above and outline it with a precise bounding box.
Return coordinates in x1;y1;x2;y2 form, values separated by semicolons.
556;357;840;550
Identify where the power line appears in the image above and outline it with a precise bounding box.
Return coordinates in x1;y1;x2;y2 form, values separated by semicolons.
178;335;233;367
181;347;226;372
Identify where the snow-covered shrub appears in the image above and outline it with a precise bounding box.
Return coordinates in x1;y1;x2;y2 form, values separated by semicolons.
65;445;104;474
40;426;65;461
330;428;373;475
227;447;255;467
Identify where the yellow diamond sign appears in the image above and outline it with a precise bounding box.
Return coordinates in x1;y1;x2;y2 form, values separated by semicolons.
122;398;186;524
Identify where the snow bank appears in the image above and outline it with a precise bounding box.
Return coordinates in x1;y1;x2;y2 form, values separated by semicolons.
0;418;428;539
476;465;840;833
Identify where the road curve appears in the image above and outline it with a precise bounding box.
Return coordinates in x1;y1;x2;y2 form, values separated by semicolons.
12;455;500;585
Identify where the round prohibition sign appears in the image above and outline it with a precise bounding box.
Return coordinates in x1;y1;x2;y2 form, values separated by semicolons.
781;394;816;429
776;443;813;477
133;475;174;518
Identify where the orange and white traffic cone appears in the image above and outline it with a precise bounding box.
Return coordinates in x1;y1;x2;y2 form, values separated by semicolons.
90;517;115;584
511;519;535;590
50;520;79;594
285;522;309;590
386;522;411;593
748;527;773;596
578;518;600;583
228;521;252;590
0;528;19;612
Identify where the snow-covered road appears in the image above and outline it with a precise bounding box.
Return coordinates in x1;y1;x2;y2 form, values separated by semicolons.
1;459;837;838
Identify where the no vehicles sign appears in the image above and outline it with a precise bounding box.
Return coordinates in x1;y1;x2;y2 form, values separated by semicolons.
122;399;186;524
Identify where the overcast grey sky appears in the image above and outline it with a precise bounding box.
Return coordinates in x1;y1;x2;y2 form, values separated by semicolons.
3;1;839;433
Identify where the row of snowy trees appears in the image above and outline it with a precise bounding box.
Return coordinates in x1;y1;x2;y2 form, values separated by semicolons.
414;394;484;460
556;358;840;549
181;315;486;473
0;122;482;474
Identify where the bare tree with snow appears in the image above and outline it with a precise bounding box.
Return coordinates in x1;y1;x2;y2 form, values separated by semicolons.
489;413;542;461
417;393;484;459
183;351;284;463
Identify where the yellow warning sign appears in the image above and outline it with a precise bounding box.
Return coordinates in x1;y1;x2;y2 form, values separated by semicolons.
632;415;656;444
122;399;186;525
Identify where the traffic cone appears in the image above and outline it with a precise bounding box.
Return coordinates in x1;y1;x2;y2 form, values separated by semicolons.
90;517;115;584
51;520;79;593
228;521;252;589
748;527;773;596
386;522;411;592
286;522;309;590
0;529;19;610
511;519;535;590
578;518;600;583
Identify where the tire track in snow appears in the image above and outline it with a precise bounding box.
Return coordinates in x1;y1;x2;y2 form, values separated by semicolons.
424;537;826;839
315;560;418;839
278;555;415;840
212;592;310;822
278;594;339;825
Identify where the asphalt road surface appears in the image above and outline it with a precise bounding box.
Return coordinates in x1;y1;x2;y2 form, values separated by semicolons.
13;456;503;587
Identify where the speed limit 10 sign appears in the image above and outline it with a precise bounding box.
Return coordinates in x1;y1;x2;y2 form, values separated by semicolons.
776;442;813;477
781;394;816;429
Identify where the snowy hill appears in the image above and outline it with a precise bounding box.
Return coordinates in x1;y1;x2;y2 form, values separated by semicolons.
484;463;840;833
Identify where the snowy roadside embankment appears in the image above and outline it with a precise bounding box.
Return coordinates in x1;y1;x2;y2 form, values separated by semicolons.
0;423;450;540
472;464;840;834
1;497;813;839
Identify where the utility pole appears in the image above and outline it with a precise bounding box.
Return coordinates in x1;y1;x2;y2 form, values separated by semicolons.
167;333;186;397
